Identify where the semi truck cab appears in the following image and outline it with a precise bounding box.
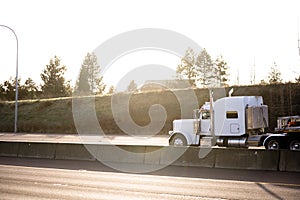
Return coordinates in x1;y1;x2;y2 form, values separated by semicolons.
169;96;269;148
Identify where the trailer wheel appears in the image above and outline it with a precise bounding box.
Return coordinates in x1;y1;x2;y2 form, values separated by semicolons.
289;139;300;151
265;139;280;150
170;134;187;146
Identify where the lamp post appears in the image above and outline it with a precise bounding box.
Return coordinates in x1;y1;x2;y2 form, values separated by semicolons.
0;25;19;133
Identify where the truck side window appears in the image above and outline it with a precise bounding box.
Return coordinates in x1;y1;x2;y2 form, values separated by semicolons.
226;111;238;119
202;111;210;119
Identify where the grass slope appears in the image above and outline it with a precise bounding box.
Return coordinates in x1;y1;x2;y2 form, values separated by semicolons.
0;84;299;134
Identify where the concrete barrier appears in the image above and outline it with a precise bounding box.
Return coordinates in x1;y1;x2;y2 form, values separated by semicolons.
18;142;56;159
279;150;300;172
1;141;300;172
172;147;216;168
94;145;146;164
55;143;96;161
144;146;163;165
158;146;216;167
214;148;280;171
94;145;166;173
160;146;188;166
0;142;19;157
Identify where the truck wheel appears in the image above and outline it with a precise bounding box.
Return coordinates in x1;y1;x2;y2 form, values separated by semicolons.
170;134;187;146
265;139;280;150
289;139;300;151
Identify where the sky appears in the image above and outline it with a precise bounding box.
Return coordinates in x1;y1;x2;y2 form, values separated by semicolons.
0;0;300;90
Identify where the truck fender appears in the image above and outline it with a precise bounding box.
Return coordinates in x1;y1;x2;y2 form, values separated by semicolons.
169;132;193;145
263;133;286;146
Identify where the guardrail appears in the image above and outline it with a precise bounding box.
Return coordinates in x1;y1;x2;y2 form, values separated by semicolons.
0;141;299;172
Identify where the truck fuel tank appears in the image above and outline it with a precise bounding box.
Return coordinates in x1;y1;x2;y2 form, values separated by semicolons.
216;137;248;148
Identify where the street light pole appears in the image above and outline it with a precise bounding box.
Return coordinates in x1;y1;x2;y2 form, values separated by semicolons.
0;25;19;133
297;20;300;56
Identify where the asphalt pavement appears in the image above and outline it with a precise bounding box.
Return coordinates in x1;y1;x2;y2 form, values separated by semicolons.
0;157;299;200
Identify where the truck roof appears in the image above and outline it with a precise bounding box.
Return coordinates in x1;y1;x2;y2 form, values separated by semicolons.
215;96;264;108
200;96;264;110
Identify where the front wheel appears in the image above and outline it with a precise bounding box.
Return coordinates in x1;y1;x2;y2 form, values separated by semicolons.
170;134;187;146
265;139;280;150
289;139;300;151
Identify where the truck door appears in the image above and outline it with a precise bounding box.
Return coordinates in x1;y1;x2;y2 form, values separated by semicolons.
200;110;210;135
226;111;240;134
230;123;240;133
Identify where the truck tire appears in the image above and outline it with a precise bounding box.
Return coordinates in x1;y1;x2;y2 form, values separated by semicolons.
289;139;300;151
170;134;187;146
265;139;280;150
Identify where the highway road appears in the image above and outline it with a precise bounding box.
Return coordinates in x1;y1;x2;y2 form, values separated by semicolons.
0;133;266;149
0;133;169;146
0;157;299;200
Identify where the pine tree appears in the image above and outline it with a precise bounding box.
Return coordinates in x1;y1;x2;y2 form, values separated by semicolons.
295;75;300;83
23;78;39;99
267;62;282;84
215;55;229;87
108;85;115;94
196;48;216;87
75;65;90;95
127;80;138;92
0;83;4;100
176;47;197;86
40;56;71;98
2;77;17;101
77;52;106;95
0;77;40;100
96;75;106;95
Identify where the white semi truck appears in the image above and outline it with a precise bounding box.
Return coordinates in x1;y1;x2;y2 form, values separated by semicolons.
169;94;300;150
